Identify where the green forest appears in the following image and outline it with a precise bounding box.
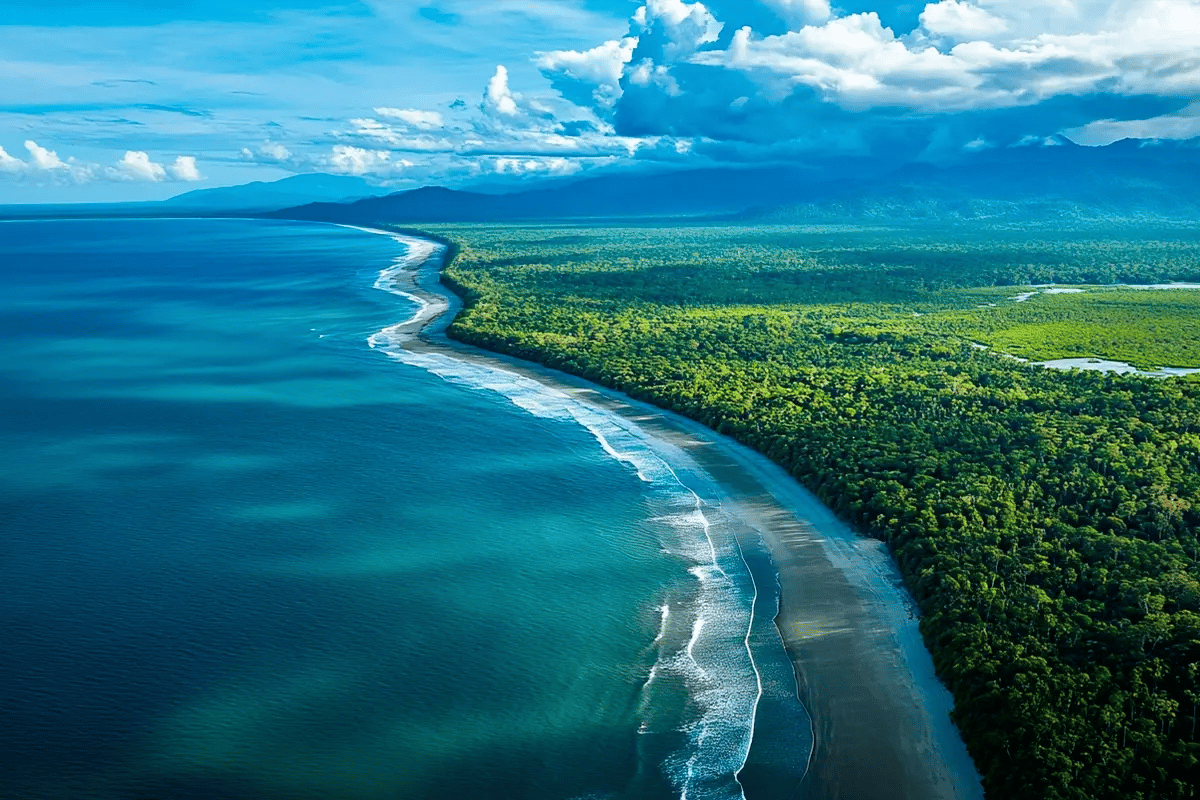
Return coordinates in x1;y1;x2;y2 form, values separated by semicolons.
413;222;1200;799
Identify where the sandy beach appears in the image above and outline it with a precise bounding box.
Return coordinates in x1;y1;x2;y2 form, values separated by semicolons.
365;226;985;800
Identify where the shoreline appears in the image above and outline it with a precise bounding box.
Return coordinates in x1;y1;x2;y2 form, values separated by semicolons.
354;223;984;800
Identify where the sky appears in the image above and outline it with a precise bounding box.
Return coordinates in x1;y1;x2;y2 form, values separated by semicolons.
2;0;1199;203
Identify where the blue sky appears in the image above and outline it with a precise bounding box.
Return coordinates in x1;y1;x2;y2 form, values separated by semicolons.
2;0;1199;203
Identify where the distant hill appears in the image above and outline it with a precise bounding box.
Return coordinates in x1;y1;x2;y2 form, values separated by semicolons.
163;173;386;212
266;163;887;223
751;137;1200;224
269;137;1200;226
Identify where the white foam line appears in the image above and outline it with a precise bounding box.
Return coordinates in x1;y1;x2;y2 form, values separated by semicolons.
657;455;761;800
352;224;763;800
685;618;707;675
653;604;671;646
731;534;764;800
589;423;655;483
658;462;761;800
338;223;445;334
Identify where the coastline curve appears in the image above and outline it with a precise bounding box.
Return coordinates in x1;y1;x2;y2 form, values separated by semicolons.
345;223;984;800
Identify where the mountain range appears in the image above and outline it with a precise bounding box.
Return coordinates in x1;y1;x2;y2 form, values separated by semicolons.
0;173;387;220
267;137;1200;226
162;173;384;211
3;137;1194;225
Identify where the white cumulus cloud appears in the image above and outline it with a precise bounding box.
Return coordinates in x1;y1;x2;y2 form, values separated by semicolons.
327;145;411;176
170;156;204;182
26;140;69;171
0;141;202;184
179;0;1200;190
484;65;519;116
0;145;26;173
691;4;1200;115
919;0;1007;40
520;0;1200;159
261;142;293;161
537;38;637;112
634;0;723;59
116;150;168;181
240;141;294;165
10;140;94;182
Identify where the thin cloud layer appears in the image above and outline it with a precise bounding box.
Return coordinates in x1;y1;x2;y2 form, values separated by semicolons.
327;145;412;176
374;108;446;130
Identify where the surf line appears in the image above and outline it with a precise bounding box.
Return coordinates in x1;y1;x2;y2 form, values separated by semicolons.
344;222;779;799
659;457;765;800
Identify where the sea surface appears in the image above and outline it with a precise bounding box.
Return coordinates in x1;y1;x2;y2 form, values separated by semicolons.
0;218;809;800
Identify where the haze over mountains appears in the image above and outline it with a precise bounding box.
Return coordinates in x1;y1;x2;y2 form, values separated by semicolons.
162;173;385;211
267;137;1200;225
0;173;386;219
3;137;1195;224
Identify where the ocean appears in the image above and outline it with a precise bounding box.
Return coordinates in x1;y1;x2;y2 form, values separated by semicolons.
0;218;809;800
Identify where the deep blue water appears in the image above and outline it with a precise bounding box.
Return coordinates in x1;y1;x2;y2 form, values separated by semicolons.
0;218;807;800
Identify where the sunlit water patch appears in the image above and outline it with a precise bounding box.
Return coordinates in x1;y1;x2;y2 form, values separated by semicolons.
1034;357;1200;377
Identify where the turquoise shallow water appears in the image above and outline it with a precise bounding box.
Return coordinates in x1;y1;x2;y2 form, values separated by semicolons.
0;218;808;800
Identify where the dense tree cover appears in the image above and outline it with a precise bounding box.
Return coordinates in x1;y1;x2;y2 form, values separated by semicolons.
418;222;1200;799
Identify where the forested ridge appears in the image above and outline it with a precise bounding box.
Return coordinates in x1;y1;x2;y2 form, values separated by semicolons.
419;223;1200;799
